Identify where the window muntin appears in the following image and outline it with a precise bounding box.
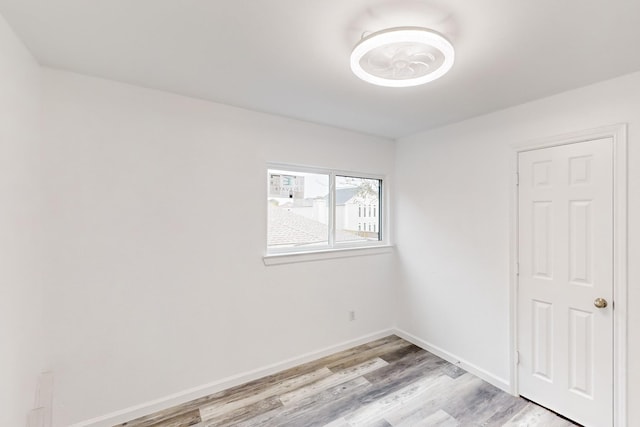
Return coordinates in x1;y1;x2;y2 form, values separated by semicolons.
267;166;383;253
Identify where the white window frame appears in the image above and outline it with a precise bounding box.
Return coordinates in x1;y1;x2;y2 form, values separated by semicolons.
264;163;390;262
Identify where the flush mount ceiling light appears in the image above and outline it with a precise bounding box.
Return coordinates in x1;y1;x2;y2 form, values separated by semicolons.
350;27;455;88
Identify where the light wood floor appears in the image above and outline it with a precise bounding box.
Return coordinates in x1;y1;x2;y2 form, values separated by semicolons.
117;336;578;427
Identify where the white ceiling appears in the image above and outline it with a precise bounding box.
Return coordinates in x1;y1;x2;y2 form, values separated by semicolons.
2;0;640;138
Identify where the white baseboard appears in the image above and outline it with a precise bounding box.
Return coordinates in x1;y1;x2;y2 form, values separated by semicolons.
70;329;394;427
392;328;510;392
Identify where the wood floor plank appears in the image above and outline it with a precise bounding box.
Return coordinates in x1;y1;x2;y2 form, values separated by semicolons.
326;339;412;371
411;409;459;427
139;410;201;427
364;335;404;348
503;403;578;426
382;373;478;426
440;363;466;379
362;347;446;386
321;417;350;427
481;392;530;426
375;343;423;364
379;379;461;425
118;407;201;427
197;395;282;426
356;346;448;405
367;420;393;427
443;377;526;425
199;367;333;420
278;357;388;406
235;377;372;427
303;335;401;375
344;373;451;426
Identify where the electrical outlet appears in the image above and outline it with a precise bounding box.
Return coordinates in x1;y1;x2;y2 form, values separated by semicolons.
349;310;356;321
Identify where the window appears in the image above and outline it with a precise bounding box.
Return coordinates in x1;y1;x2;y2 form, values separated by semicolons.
267;165;383;253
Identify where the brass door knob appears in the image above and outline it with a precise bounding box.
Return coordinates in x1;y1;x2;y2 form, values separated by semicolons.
594;298;608;309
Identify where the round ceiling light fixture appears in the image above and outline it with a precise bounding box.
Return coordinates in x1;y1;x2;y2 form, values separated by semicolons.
350;27;455;88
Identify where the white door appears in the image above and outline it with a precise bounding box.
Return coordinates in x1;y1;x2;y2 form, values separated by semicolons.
517;138;613;427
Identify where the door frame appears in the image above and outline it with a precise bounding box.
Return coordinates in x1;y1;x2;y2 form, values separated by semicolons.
509;124;628;426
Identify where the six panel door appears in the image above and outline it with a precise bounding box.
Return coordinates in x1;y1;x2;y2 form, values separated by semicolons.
518;138;614;427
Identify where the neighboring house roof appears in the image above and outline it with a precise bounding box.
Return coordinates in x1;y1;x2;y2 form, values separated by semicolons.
335;187;360;205
324;187;375;206
268;206;363;247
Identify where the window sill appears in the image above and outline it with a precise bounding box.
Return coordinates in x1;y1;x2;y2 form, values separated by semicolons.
263;245;394;266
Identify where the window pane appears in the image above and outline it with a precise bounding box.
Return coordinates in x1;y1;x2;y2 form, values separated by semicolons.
335;176;381;243
267;170;329;249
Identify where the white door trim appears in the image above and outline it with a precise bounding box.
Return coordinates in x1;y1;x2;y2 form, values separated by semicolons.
509;124;628;426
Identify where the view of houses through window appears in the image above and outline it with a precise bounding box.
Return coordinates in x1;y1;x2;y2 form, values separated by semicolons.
267;167;382;251
334;175;380;243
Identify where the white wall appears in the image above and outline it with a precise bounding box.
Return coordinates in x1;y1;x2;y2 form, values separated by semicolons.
395;71;640;425
0;14;45;427
40;70;396;426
